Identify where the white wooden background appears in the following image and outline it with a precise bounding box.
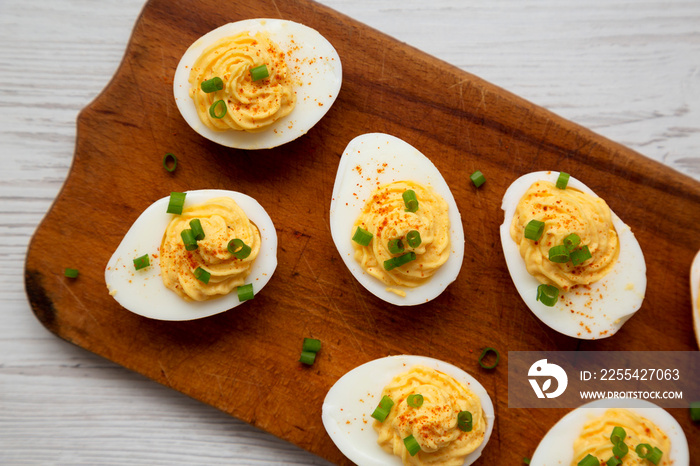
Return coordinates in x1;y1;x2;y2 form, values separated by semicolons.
2;0;699;464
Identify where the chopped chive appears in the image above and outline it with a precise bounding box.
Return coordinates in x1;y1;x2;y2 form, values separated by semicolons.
181;229;198;251
647;447;663;465
548;245;570;263
478;347;500;369
536;284;559;307
250;64;269;81
133;254;150;270
606;457;622;466
406;230;421;248
189;219;205;241
690;401;700;422
299;351;316;365
371;395;394;422
388;238;404;254
193;267;210;284
610;426;626;446
636;444;652;458
351;226;373;246
612;441;628;459
227;239;252;260
384;251;416;271
523;459;531;465
167;191;186;215
457;410;473;432
302;338;321;353
237;283;254;302
470;170;486;188
564;233;581;251
162;153;177;172
403;435;421;456
200;76;224;93
209;99;227;119
570;245;592;266
402;189;419;213
556;172;570;189
407;394;424;408
577;454;600;466
64;268;79;278
524;219;545;241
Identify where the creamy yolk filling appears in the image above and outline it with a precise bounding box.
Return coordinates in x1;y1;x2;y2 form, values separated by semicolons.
572;409;671;466
373;366;486;466
160;197;260;301
188;31;296;132
352;181;450;294
510;180;620;291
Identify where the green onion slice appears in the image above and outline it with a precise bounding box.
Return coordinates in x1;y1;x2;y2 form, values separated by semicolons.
548;245;570;263
647;447;663;465
536;284;559;307
209;99;227;119
523;458;531;465
194;267;210;284
64;268;79;278
201;76;224;93
556;172;570;189
167;191;186;215
403;435;421;456
690;401;700;422
133;254;150;270
478;347;500;369
610;426;626;446
352;226;373;246
384;251;417;271
606;457;622;466
577;454;600;466
470;170;486;188
181;229;198;251
302;338;321;353
162;152;177;172
407;394;424;408
237;283;254;302
299;351;316;365
402;189;419;212
636;444;652;458
612;441;629;458
524;219;545;241
570;245;592;266
371;396;394;422
564;233;581;251
250;64;269;81
227;239;252;259
457;410;473;432
406;230;421;248
388;238;404;255
189;219;205;241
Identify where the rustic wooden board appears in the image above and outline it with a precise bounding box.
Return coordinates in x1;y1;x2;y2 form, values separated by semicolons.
24;0;700;463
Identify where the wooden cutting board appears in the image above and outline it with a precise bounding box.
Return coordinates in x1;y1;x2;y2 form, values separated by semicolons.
25;0;700;463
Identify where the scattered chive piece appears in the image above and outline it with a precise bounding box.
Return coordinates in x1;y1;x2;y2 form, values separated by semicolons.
570;245;592;266
352;226;373;246
299;351;316;365
209;99;227;119
402;189;419;213
181;229;198;251
388;238;404;255
457;410;473;432
403;435;421;456
237;283;254;302
636;444;652;458
162;152;177;172
406;230;421;248
612;441;628;459
556;172;570;189
200;76;224;93
564;233;581;251
647;447;663;465
577;454;600;466
133;254;150;270
407;394;424;408
371;395;394;422
523;458;531;465
478;347;500;369
536;284;559;307
64;268;79;278
189;219;205;241
227;239;252;259
610;426;626;446
470;170;486;188
167;191;186;215
690;401;700;422
548;244;570;263
524;219;545;241
193;267;210;284
250;64;269;81
606;457;622;466
302;338;321;353
384;251;417;271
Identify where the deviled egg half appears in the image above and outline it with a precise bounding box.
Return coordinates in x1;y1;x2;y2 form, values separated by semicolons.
329;133;465;306
105;189;277;321
531;399;689;465
322;355;495;466
500;171;646;339
691;250;700;347
173;18;342;149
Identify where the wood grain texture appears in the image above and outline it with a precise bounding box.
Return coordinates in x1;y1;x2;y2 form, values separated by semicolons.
8;0;700;464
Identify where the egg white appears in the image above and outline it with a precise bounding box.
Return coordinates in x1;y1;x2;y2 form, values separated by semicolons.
321;355;495;466
104;189;277;321
500;171;646;339
329;133;465;306
530;399;689;466
691;249;700;347
173;18;343;149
